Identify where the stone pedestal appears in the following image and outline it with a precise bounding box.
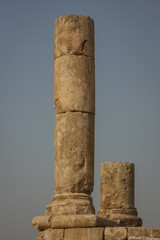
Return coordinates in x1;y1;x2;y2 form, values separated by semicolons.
36;227;160;240
98;162;142;227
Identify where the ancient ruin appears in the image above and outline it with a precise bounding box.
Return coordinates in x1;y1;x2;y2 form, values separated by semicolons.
98;162;142;226
32;14;160;239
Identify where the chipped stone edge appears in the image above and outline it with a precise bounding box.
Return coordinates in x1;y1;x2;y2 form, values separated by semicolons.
32;215;118;230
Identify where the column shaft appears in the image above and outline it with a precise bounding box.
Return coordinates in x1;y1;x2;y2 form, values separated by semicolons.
54;15;95;196
98;162;142;227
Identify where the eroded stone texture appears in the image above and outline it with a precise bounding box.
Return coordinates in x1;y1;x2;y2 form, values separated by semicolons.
98;208;142;227
52;14;96;223
33;215;117;230
51;215;117;229
128;227;160;239
104;227;127;240
98;162;142;227
32;216;51;230
46;193;95;215
100;162;134;209
54;55;95;114
104;227;160;240
64;228;104;240
54;15;94;59
37;228;64;240
54;112;94;195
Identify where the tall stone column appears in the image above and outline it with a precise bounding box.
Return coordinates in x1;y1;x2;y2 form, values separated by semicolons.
52;14;95;215
98;162;142;226
32;15;117;231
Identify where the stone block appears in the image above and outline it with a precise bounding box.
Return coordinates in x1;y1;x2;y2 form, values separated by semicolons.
104;227;127;240
128;227;160;239
51;215;117;229
37;228;64;240
32;216;51;230
54;112;94;195
54;55;95;114
64;227;104;240
33;215;117;230
54;14;94;59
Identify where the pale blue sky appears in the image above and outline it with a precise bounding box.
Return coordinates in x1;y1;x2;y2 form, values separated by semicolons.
1;1;160;239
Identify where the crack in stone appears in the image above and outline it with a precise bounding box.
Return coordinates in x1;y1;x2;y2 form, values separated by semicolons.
54;53;95;60
63;229;65;239
81;40;88;54
56;110;95;115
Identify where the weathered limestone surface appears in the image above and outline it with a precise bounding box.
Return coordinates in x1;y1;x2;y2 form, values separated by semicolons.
50;215;117;229
105;227;160;240
98;162;142;227
37;229;64;240
33;215;117;230
54;55;95;114
54;15;94;59
64;228;104;240
37;228;104;240
100;162;134;209
32;216;51;230
104;227;127;240
54;112;94;195
128;227;160;239
98;208;142;227
36;227;160;240
52;14;96;223
46;193;95;215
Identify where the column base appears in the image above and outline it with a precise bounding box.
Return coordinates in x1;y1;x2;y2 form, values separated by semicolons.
98;208;142;227
32;193;118;230
46;193;95;215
